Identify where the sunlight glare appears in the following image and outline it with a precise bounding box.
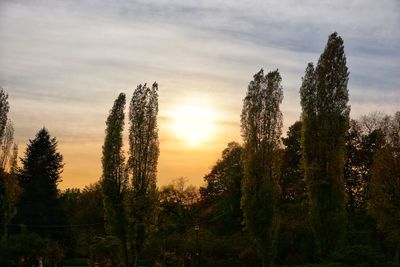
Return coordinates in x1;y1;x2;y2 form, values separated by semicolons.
172;105;215;146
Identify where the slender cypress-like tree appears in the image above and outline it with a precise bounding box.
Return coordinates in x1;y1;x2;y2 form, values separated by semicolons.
101;93;129;267
0;88;10;240
300;32;350;257
241;69;283;266
128;82;159;267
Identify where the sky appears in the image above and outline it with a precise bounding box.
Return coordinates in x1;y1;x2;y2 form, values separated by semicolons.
0;0;399;189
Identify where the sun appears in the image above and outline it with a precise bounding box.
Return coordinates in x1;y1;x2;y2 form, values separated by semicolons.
172;105;215;146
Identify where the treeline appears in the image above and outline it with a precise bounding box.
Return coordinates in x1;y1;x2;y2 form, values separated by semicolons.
0;32;399;267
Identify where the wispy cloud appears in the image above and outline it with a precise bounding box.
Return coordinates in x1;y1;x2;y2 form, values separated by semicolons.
1;0;399;188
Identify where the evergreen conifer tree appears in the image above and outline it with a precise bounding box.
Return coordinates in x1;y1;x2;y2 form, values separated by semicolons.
14;128;65;239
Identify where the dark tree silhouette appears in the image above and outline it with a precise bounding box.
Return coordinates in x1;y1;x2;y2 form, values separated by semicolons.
200;142;243;234
128;82;159;267
101;93;129;267
13;128;65;240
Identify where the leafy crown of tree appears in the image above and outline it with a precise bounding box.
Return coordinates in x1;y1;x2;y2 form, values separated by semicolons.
300;32;350;257
102;93;127;200
0;88;10;142
129;82;159;194
240;68;283;265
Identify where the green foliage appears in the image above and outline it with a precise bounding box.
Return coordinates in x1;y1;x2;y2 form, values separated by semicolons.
280;121;306;206
300;32;349;257
200;142;243;235
241;69;283;265
146;178;200;266
101;93;128;266
276;121;315;265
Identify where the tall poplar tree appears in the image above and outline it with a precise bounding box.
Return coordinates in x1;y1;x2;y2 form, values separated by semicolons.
300;32;350;257
0;88;10;240
101;93;129;267
241;69;283;266
0;88;9;141
128;82;159;267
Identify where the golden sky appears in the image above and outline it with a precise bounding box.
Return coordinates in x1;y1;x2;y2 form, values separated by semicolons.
1;1;399;189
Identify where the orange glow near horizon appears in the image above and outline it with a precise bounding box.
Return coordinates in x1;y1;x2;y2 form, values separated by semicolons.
51;97;242;190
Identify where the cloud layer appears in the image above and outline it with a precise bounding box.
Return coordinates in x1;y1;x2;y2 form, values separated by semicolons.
1;0;399;188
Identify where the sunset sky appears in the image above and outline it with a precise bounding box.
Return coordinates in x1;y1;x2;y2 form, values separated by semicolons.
1;0;399;189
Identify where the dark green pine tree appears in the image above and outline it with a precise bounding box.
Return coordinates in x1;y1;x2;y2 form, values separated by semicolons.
14;128;65;239
300;32;350;257
241;69;283;266
101;93;129;267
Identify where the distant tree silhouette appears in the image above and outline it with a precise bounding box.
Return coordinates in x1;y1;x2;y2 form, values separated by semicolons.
241;69;283;266
60;183;105;257
128;82;159;267
101;93;129;267
344;115;386;242
300;32;350;257
13;128;65;240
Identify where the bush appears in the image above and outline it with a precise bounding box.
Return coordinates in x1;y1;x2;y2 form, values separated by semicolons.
0;232;64;267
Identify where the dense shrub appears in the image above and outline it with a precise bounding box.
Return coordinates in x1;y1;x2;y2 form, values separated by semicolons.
0;232;64;267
